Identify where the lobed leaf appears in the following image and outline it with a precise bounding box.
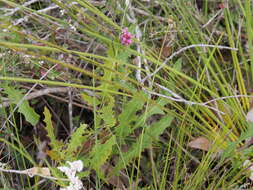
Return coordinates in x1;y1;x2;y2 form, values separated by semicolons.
3;85;39;126
43;107;63;152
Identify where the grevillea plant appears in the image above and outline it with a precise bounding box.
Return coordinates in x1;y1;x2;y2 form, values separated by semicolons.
1;0;253;189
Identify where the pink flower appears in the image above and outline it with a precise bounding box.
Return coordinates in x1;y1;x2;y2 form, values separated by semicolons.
120;28;133;46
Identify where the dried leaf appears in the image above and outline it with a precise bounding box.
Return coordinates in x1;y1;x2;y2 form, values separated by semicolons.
161;45;172;58
244;160;253;181
24;167;51;177
188;137;210;151
246;108;253;122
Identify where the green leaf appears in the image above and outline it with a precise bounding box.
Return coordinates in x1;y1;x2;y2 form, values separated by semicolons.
65;124;88;158
90;135;116;178
146;98;169;117
43;107;62;151
113;115;174;174
99;103;116;128
78;170;90;178
3;85;39;126
115;94;145;138
238;122;253;141
81;93;100;107
173;58;182;71
0;30;22;43
116;48;131;63
101;43;117;83
222;122;253;160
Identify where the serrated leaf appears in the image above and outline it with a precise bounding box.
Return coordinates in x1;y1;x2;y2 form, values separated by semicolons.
90;135;116;178
116;49;131;63
65;124;87;158
122;97;169;140
238;122;253;142
115;95;145;138
101;44;116;83
99;96;116;128
113;115;173;174
222;122;253;160
145;115;173;141
4;85;39;126
81;93;100;107
221;141;236;160
43;107;62;152
146;98;169;117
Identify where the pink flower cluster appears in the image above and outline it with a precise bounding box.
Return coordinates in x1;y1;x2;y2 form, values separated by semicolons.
120;28;133;46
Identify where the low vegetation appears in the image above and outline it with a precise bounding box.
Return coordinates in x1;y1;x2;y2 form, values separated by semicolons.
0;0;253;189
